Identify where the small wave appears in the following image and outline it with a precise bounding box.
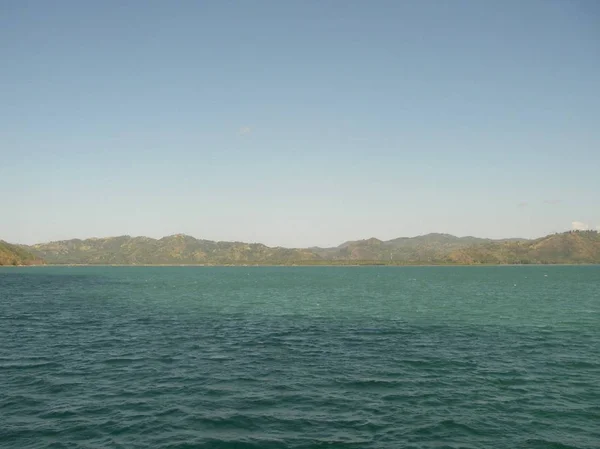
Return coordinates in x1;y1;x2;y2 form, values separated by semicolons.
411;418;485;437
0;361;62;370
102;357;145;365
523;438;582;449
179;438;286;449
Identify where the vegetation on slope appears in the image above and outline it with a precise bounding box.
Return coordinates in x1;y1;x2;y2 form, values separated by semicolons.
27;234;321;265
314;233;507;263
20;231;600;266
0;241;44;266
447;231;600;265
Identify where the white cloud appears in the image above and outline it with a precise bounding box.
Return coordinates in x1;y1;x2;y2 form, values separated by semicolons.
239;126;252;135
517;202;528;208
544;199;561;205
572;221;590;231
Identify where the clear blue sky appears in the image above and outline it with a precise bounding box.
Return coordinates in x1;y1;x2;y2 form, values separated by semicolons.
2;0;599;247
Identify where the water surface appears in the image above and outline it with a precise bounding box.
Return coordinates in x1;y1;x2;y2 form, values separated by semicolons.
1;266;599;448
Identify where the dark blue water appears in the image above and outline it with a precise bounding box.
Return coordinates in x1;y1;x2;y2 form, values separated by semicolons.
1;266;599;448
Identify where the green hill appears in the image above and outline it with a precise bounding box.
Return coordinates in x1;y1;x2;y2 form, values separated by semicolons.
27;234;321;265
0;241;44;266
447;231;600;264
29;232;503;265
312;233;522;263
19;231;600;266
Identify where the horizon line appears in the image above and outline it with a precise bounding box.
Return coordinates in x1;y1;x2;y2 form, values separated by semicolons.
9;229;591;249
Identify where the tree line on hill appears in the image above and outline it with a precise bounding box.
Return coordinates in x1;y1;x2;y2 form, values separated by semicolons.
1;230;598;266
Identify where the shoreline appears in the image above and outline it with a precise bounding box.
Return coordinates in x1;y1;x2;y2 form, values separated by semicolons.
2;263;598;268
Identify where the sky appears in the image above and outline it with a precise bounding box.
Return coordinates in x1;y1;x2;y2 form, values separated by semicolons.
1;0;599;247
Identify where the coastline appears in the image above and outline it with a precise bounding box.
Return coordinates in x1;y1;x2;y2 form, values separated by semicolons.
3;262;598;268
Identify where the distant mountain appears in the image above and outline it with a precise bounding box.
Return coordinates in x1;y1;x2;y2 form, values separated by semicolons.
447;231;600;265
17;231;600;265
0;241;44;266
313;233;521;263
27;234;320;265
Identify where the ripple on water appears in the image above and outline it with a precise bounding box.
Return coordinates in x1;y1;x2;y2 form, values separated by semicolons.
1;266;600;449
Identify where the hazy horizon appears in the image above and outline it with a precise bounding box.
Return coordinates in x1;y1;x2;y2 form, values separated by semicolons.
7;222;600;248
11;227;598;249
2;1;599;247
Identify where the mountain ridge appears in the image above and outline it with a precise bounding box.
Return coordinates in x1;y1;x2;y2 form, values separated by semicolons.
10;230;599;266
0;241;45;266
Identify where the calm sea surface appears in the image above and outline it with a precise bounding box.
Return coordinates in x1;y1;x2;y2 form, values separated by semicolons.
1;266;599;449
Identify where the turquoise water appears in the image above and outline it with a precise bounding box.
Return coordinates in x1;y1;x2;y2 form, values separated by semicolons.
1;266;599;448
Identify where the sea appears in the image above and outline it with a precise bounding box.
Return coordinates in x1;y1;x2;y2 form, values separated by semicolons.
1;266;599;449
